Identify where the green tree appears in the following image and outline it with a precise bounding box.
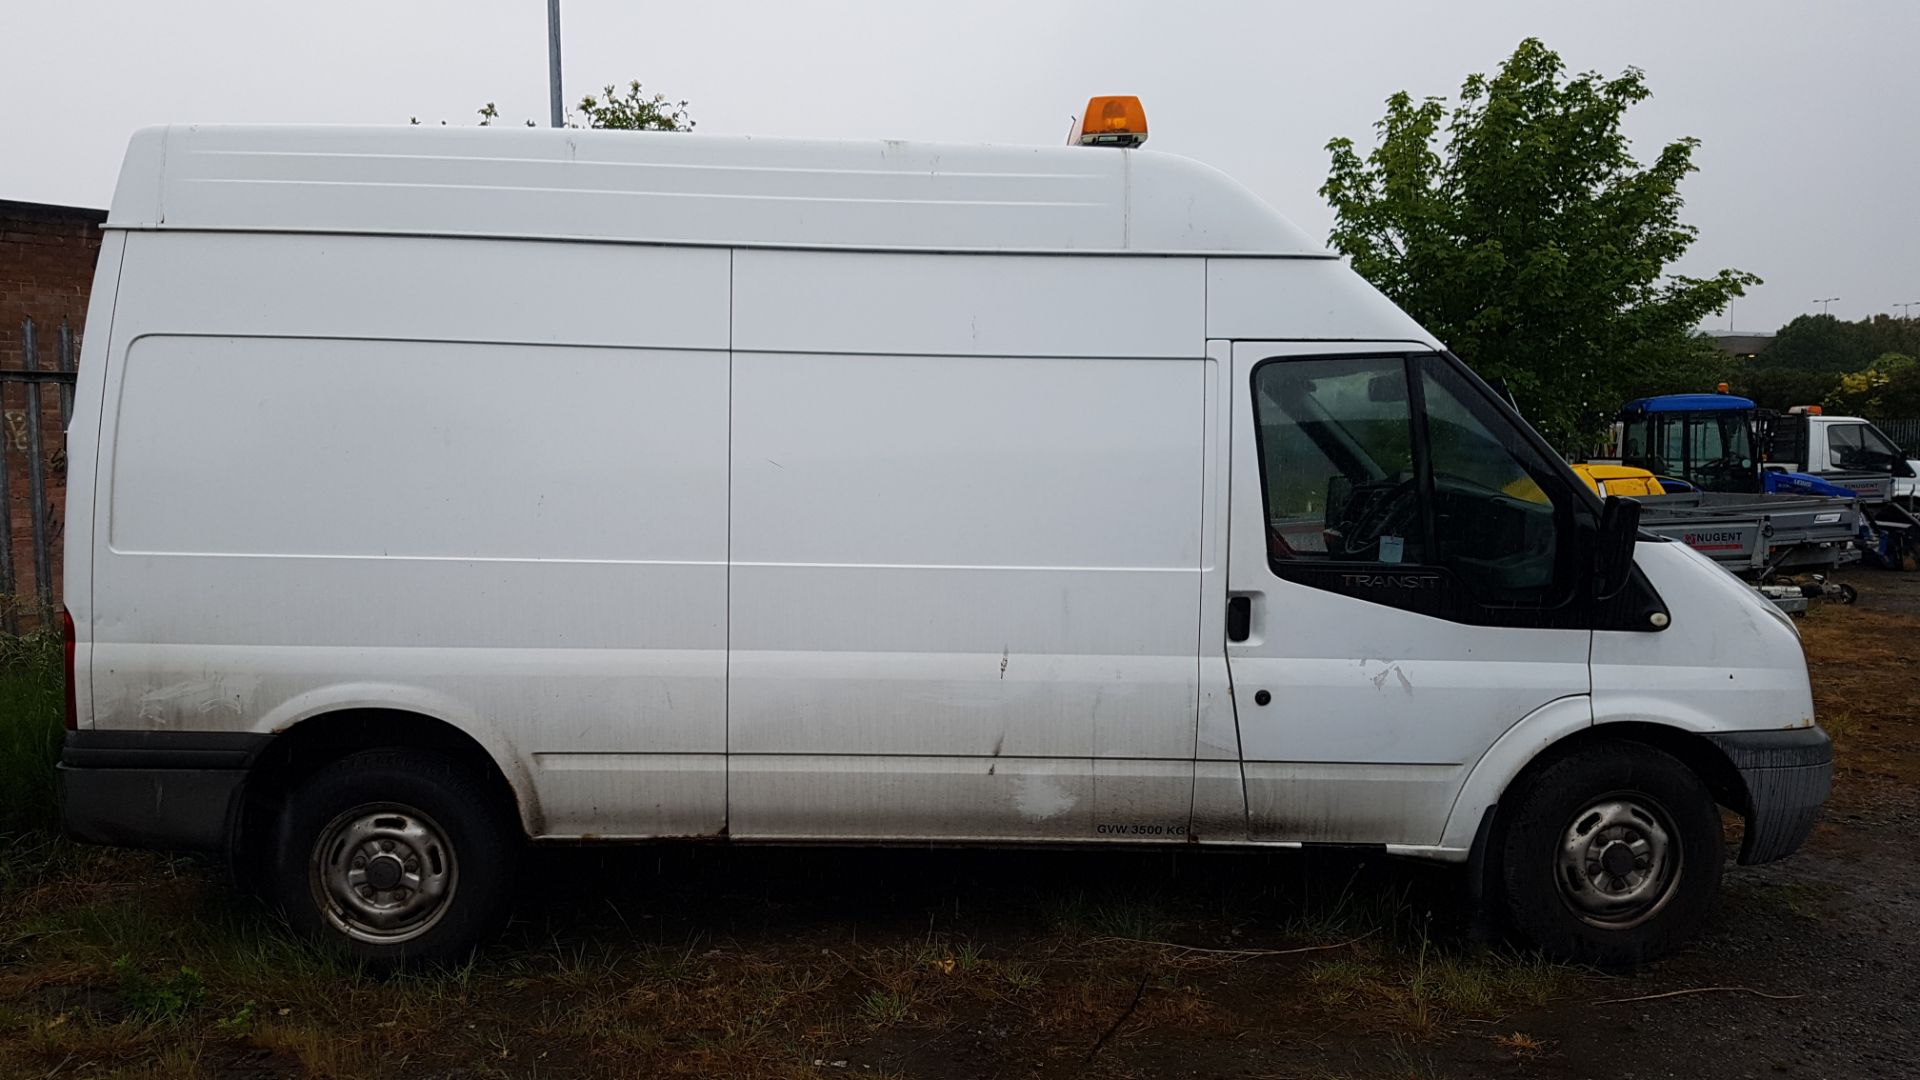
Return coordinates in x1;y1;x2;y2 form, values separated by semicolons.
1728;366;1837;413
1760;313;1920;375
1760;314;1867;374
1829;352;1920;420
1321;38;1757;448
416;80;694;131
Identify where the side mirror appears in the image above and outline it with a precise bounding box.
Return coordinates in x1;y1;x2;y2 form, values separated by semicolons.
1595;495;1642;599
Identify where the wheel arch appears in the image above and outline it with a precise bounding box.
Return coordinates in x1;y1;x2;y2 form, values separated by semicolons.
1531;722;1749;816
236;708;538;869
1444;703;1751;857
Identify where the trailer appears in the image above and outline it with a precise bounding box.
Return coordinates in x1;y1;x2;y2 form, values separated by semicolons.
1635;489;1866;576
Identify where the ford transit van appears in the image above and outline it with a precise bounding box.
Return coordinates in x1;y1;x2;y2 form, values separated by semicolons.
58;121;1830;966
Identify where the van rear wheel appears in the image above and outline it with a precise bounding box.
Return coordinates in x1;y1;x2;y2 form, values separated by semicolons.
1495;742;1723;967
272;749;515;968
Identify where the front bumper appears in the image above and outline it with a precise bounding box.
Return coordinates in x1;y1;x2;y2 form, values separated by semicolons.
1706;727;1833;865
58;731;272;852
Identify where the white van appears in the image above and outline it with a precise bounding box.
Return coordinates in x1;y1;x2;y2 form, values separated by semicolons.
58;120;1830;967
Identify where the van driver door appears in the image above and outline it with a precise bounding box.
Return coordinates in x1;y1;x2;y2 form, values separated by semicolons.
1223;342;1592;848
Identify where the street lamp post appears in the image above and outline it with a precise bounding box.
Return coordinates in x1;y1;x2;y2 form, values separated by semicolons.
1813;297;1840;316
1896;301;1920;321
547;0;564;128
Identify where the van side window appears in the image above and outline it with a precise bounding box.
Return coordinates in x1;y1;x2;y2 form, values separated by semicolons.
1827;423;1865;468
1416;361;1569;604
1251;354;1572;617
1252;357;1422;563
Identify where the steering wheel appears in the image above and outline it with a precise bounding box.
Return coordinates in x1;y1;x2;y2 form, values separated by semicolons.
1333;474;1420;558
1691;458;1752;489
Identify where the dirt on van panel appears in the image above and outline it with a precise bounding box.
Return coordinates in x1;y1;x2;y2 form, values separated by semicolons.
0;576;1916;1079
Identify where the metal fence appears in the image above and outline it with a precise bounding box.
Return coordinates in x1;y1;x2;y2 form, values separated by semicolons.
1;318;77;633
1876;419;1920;453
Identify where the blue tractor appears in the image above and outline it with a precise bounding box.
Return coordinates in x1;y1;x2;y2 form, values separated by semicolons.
1617;393;1862;497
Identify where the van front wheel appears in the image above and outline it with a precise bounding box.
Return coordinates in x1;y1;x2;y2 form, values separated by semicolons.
1495;743;1723;967
272;749;515;968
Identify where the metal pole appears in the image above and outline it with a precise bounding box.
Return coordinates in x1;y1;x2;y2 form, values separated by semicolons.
20;320;52;622
56;320;74;426
0;374;15;636
547;0;564;128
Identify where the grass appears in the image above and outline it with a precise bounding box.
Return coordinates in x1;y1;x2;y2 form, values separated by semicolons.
1493;1030;1548;1059
112;958;208;1023
0;629;64;835
0;840;1594;1076
1308;937;1576;1035
1820;708;1861;750
1046;892;1176;940
854;988;913;1026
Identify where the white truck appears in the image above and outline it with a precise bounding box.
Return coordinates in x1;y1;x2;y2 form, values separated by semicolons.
1764;408;1918;504
57;112;1831;968
1764;409;1920;568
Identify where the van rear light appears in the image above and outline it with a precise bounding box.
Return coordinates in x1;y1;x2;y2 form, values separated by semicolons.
62;608;78;731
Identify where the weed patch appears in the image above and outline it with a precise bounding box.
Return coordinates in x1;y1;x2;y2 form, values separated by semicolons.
112;957;206;1024
1047;892;1175;940
1310;939;1582;1033
854;988;913;1026
0;631;64;835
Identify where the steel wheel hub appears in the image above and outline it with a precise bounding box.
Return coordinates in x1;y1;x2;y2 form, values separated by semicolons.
1556;796;1680;929
309;803;458;945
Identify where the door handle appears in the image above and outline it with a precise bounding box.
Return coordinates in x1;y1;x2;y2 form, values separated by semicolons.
1226;595;1252;643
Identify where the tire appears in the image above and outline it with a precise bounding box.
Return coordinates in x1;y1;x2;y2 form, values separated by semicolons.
1494;742;1723;967
271;749;517;969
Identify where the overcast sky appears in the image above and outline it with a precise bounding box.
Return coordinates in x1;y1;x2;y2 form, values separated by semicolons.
4;1;1914;332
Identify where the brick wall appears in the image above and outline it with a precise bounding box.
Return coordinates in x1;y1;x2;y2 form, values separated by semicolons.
1;199;106;629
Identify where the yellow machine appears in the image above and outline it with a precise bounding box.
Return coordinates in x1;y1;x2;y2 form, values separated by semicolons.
1570;463;1667;498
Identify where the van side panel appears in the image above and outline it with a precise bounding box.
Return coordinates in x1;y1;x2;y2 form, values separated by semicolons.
727;250;1209;840
91;231;731;837
63;231;129;729
1204;258;1439;345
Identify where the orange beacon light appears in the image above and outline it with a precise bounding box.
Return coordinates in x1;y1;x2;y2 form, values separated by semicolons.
1070;96;1148;148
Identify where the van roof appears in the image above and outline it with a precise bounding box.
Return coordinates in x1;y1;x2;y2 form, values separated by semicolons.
106;124;1332;258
